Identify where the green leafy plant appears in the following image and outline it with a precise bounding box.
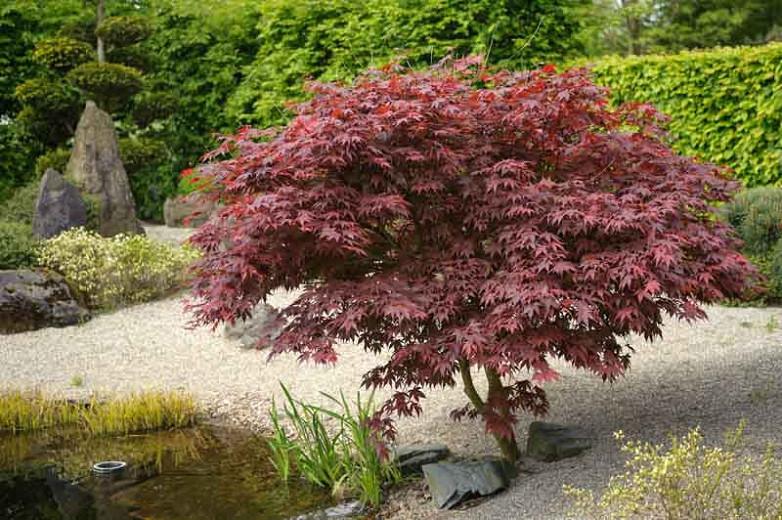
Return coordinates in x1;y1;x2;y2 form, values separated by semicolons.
228;0;588;125
96;15;152;47
32;36;93;71
37;227;199;309
69;374;84;387
268;384;400;507
14;77;81;113
35;147;71;176
119;136;168;176
565;422;782;519
588;42;782;186
66;61;143;111
0;182;38;225
0;221;37;269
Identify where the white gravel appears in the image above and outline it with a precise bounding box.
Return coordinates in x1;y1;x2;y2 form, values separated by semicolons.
2;226;781;518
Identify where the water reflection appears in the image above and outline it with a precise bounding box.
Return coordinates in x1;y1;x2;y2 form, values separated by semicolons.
0;425;332;519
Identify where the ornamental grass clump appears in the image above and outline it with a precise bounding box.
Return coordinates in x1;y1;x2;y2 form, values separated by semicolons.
565;422;782;519
189;59;758;461
0;390;198;435
38;228;199;309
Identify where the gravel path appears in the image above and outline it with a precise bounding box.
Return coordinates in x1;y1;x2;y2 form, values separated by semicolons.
2;226;782;519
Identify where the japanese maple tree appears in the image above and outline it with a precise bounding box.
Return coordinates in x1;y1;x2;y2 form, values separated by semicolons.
188;60;757;461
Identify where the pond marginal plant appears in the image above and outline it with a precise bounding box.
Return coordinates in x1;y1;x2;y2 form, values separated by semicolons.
0;390;198;435
267;384;400;507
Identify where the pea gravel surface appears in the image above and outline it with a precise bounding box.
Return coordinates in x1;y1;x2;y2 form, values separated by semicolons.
2;226;782;519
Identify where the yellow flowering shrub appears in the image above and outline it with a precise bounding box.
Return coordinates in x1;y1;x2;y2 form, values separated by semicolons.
565;422;782;520
37;228;199;309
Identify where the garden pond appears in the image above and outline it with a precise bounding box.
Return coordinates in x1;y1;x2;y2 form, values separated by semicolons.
0;424;333;519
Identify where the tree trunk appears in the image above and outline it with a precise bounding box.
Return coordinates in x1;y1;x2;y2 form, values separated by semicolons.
96;0;106;64
458;360;521;462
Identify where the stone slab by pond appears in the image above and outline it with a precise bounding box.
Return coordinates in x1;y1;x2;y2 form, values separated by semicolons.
526;422;592;462
422;458;516;509
32;169;87;239
0;269;90;334
393;443;450;477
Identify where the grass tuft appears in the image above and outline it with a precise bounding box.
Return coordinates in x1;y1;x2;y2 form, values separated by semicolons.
0;390;198;435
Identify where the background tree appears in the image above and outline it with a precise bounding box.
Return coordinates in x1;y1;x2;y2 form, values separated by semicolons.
188;62;758;460
579;0;782;56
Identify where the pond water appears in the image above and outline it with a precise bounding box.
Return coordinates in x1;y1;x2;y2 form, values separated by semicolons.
0;424;333;519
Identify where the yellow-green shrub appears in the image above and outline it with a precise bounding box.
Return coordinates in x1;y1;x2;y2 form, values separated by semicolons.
565;423;782;519
37;228;199;309
587;43;782;186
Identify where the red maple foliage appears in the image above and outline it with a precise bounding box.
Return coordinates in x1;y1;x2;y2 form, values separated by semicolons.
188;60;758;460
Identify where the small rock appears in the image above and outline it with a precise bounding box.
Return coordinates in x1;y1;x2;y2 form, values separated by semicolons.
393;443;450;477
291;500;365;519
0;270;90;334
163;194;218;228
32;169;87;239
223;303;285;348
526;422;592;462
422;458;515;509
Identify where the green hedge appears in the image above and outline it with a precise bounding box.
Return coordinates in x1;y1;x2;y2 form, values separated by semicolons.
588;43;782;186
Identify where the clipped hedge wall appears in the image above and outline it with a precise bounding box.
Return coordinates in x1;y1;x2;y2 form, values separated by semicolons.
588;43;782;186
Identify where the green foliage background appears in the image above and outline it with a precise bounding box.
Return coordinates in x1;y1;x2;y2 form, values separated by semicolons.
589;43;782;186
228;0;588;125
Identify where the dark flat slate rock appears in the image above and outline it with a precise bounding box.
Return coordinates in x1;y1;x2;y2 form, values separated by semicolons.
33;169;87;239
526;421;592;462
393;443;450;476
422;458;516;509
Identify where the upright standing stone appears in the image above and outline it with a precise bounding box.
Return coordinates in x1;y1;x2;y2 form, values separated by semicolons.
32;169;87;239
66;101;144;236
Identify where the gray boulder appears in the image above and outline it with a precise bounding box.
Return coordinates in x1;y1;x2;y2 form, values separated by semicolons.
163;194;217;228
422;458;516;509
66;101;143;237
393;443;451;477
32;169;87;239
223;303;285;348
526;422;592;462
0;270;90;334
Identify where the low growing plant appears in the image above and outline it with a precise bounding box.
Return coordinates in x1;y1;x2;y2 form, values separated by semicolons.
564;422;782;520
0;221;37;269
268;384;400;507
37;228;199;309
0;390;198;435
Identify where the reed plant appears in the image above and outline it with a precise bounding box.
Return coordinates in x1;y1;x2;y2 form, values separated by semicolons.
0;390;198;435
268;384;400;507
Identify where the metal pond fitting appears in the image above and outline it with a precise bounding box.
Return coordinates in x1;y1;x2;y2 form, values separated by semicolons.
91;460;127;475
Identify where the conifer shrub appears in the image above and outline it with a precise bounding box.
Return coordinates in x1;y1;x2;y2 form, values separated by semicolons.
722;187;782;301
